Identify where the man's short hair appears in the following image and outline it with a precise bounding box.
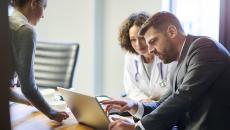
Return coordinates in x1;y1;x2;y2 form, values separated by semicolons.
139;11;184;36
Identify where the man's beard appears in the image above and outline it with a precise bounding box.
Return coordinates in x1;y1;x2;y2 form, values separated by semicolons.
161;39;177;64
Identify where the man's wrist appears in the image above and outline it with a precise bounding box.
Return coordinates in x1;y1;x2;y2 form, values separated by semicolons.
135;124;142;130
135;121;145;130
129;101;139;114
132;102;144;119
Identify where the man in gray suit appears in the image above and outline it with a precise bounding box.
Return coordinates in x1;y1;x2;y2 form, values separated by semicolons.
102;11;230;130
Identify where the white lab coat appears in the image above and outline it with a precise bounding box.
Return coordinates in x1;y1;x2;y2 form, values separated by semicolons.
123;53;177;101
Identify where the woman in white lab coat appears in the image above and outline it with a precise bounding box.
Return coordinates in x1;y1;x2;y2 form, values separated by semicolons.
119;12;177;101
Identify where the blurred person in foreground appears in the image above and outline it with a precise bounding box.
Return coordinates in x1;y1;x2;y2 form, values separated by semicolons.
9;0;69;122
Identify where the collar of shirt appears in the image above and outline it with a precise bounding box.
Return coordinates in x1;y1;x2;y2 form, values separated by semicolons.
10;9;29;30
178;36;187;60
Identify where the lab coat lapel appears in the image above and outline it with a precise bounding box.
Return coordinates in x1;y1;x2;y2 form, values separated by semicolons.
137;56;150;85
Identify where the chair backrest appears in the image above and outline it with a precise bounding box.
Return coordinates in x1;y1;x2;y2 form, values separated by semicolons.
34;41;79;89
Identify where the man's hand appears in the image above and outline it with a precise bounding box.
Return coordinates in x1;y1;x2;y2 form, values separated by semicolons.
49;110;69;122
101;99;138;115
109;117;135;130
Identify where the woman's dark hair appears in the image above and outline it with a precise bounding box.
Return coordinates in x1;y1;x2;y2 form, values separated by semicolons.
118;12;149;54
11;0;30;8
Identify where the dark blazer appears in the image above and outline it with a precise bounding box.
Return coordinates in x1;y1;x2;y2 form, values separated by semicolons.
140;35;230;130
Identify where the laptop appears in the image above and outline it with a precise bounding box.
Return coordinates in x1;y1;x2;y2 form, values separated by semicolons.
57;87;110;130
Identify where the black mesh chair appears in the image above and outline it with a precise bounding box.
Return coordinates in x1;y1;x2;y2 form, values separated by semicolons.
34;41;79;89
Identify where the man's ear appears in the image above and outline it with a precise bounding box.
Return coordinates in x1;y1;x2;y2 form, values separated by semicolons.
166;25;177;38
30;0;38;10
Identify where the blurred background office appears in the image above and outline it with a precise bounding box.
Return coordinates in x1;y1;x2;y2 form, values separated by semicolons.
8;0;223;98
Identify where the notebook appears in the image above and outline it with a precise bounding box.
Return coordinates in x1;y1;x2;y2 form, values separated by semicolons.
57;87;109;130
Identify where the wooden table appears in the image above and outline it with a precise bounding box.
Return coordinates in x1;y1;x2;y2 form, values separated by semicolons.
10;103;94;130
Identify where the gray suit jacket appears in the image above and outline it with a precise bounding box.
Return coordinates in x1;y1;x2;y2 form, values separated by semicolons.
140;35;230;130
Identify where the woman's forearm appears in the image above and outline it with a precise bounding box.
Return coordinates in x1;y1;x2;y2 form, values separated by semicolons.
9;88;31;105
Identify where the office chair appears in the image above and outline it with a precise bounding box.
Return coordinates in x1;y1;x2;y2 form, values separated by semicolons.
34;41;79;89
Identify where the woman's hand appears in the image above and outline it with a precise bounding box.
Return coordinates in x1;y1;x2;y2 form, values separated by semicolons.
48;109;69;122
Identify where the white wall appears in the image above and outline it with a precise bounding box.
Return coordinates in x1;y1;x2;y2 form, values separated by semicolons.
36;0;163;97
36;0;95;94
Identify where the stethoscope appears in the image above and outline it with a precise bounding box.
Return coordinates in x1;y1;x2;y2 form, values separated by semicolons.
157;63;167;87
134;59;166;87
134;60;139;82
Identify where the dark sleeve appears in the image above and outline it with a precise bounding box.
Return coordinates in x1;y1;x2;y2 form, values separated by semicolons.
133;102;160;123
142;102;160;115
140;39;229;130
14;25;53;118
